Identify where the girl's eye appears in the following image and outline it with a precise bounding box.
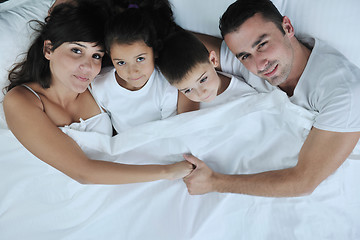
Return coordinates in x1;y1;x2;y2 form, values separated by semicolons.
117;61;125;66
184;88;192;94
71;48;82;54
200;77;208;83
136;57;145;62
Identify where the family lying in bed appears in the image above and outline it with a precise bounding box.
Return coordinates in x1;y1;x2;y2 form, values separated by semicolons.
3;0;360;198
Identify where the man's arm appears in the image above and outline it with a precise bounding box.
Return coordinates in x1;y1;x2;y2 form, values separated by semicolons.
183;128;360;197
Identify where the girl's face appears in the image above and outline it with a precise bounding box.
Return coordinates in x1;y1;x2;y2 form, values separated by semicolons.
110;41;155;91
173;62;221;103
45;41;104;93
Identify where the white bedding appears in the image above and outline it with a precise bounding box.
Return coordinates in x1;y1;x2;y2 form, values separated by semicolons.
1;90;360;239
1;0;360;239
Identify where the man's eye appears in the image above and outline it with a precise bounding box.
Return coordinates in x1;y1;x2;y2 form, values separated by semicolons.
259;41;267;49
137;57;145;62
241;54;250;60
200;77;208;83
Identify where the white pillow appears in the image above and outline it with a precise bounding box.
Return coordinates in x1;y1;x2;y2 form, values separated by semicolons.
0;0;53;126
170;0;360;68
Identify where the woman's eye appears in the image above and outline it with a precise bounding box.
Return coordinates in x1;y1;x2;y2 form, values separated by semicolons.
117;61;125;66
200;77;208;83
71;48;82;54
137;57;145;62
93;53;103;60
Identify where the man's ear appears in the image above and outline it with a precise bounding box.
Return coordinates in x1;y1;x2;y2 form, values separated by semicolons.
282;16;295;38
43;40;53;60
208;50;219;68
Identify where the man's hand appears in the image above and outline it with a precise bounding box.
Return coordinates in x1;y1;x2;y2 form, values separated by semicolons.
183;154;217;195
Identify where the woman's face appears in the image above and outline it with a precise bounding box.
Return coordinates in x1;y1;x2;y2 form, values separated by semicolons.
45;41;104;93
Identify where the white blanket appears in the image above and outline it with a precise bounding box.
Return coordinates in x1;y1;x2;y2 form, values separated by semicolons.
1;90;360;240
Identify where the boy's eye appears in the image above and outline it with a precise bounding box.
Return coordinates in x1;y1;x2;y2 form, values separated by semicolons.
117;61;125;66
136;57;145;62
199;77;208;83
71;48;82;54
184;88;192;94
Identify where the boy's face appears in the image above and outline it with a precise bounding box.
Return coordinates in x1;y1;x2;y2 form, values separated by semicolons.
110;40;154;91
173;62;221;103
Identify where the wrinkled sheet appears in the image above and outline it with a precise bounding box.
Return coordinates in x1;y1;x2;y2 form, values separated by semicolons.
1;90;360;240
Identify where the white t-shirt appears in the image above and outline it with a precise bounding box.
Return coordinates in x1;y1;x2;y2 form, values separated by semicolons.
91;67;178;133
201;72;258;109
290;38;360;132
220;38;360;132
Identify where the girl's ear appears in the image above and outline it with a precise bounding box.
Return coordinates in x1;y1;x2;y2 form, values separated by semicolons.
43;40;53;60
208;50;219;68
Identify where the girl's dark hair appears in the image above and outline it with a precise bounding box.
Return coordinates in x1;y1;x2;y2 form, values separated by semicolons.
104;0;179;56
219;0;285;38
157;29;210;85
6;0;109;92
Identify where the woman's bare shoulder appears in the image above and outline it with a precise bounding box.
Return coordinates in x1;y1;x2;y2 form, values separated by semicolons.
3;84;44;114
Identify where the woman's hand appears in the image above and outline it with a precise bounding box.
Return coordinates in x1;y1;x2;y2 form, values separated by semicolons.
165;160;194;180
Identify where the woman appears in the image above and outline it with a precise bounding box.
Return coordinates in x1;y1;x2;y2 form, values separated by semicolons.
3;0;193;185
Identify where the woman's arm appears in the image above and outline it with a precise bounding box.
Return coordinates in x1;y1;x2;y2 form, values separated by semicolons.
4;87;193;184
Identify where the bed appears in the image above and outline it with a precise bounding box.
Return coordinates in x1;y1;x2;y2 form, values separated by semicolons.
0;0;360;239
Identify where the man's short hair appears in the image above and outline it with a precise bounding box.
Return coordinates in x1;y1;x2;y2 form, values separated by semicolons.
219;0;285;38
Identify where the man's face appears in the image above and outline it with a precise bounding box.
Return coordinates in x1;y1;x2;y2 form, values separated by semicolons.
224;13;294;87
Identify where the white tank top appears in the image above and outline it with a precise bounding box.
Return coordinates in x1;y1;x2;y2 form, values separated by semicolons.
22;84;113;136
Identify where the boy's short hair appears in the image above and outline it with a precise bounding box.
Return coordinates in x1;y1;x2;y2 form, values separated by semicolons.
157;29;210;85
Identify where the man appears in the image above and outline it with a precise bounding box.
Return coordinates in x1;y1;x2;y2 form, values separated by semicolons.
183;0;360;197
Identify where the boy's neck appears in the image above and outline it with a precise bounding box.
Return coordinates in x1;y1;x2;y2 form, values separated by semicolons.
217;72;231;96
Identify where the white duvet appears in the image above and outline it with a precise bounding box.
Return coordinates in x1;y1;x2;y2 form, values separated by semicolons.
1;90;360;240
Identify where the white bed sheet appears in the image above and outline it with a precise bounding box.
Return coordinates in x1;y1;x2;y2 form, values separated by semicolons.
1;90;360;239
1;0;360;239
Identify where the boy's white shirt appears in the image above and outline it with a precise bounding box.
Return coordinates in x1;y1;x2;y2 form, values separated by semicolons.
200;72;258;109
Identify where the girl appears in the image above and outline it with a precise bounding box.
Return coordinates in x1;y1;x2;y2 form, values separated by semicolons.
91;0;198;133
3;1;193;185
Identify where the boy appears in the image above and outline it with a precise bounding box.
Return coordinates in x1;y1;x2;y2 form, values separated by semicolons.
157;30;257;109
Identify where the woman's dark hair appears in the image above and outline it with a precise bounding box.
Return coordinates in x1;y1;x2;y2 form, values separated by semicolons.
104;0;179;56
157;29;210;85
6;0;109;91
219;0;285;38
